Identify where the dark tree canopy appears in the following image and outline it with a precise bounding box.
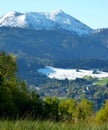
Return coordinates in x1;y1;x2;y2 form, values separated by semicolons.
0;52;43;119
0;52;17;85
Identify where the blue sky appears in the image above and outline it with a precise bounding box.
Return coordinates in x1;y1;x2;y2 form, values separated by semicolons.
0;0;108;29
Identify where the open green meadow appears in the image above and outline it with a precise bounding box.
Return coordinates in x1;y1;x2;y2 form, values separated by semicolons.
95;78;108;86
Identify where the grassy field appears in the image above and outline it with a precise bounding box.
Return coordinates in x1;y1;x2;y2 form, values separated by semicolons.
0;120;108;130
95;78;108;86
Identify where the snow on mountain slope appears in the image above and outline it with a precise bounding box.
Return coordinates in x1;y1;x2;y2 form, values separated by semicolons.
0;11;27;28
25;12;60;30
48;10;92;35
38;66;108;80
0;10;93;35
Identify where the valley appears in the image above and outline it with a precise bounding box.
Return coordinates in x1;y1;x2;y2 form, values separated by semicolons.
0;10;108;110
0;0;108;126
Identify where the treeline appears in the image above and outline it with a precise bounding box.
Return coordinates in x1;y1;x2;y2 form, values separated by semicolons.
0;52;43;119
36;77;108;111
54;59;108;70
18;58;108;86
0;52;108;123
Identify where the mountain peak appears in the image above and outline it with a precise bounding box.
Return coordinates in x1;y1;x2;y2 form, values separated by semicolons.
49;9;65;19
5;11;16;16
2;11;22;18
51;9;64;14
0;11;26;28
0;10;93;35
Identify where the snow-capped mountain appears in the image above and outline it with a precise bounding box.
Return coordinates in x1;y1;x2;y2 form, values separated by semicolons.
0;10;93;35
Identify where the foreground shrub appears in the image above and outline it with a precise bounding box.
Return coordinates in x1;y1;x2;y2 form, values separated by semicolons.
95;100;108;123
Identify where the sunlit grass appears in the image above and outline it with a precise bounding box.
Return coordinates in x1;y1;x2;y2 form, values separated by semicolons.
0;120;107;130
95;78;108;86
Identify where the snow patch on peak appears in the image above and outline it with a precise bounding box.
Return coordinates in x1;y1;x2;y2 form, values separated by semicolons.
50;11;72;25
49;9;65;21
0;11;26;28
49;10;92;35
3;11;16;18
25;12;59;30
51;9;64;15
2;11;22;19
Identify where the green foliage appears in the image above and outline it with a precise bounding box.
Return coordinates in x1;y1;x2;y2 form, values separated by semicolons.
95;78;108;86
75;99;94;121
43;98;94;122
0;52;43;119
0;52;18;118
28;90;44;119
0;52;17;83
95;100;108;123
43;97;59;120
0;51;108;124
58;99;76;121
